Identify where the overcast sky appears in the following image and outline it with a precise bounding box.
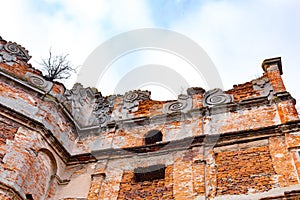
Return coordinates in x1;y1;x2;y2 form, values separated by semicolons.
1;0;300;104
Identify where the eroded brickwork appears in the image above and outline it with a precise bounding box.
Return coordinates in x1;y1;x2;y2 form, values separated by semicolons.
0;119;18;162
216;145;276;195
227;81;260;102
193;161;206;196
0;37;299;199
87;173;105;199
268;136;299;187
22;151;54;200
118;165;174;199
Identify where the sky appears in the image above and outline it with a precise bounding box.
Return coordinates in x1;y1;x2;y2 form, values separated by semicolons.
1;0;300;105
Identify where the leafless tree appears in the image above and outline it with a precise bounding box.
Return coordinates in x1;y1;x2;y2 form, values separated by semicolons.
39;49;76;81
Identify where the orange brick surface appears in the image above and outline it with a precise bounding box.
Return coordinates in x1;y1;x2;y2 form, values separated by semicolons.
0;38;299;200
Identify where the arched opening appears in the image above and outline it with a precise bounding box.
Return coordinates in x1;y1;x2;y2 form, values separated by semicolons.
38;148;57;175
37;149;57;199
144;130;163;145
23;148;57;200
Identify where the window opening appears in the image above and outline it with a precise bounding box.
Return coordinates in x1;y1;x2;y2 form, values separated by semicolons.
145;130;162;145
134;164;165;182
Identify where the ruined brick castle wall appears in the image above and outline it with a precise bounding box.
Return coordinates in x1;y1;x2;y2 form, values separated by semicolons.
0;37;300;199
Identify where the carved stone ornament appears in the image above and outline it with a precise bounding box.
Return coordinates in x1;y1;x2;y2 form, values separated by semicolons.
252;77;274;98
4;41;31;61
124;90;150;103
63;83;99;127
123;90;151;111
203;88;233;107
25;72;53;92
168;101;187;111
63;84;117;128
187;87;205;95
0;37;31;64
163;94;192;113
0;51;16;62
124;91;139;103
93;95;116;127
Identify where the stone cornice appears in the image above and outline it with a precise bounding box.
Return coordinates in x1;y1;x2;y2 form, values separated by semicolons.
94;92;293;131
1;58;296;136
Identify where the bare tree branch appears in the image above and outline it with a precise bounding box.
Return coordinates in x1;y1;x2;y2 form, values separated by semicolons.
39;49;77;81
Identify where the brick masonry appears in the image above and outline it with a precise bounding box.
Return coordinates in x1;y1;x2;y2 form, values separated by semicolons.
0;38;299;199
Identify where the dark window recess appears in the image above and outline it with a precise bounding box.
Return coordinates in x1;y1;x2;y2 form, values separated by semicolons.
145;130;162;145
134;164;165;182
26;194;34;200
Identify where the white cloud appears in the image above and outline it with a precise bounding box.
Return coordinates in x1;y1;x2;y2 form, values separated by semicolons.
98;49;208;99
1;0;300;102
44;0;110;20
0;0;153;88
169;0;300;101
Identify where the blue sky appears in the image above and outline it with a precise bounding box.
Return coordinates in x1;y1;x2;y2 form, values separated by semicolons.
148;0;203;27
1;0;300;105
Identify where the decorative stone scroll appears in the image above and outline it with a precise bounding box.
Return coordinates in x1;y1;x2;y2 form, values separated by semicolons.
203;88;233;107
123;90;151;111
25;72;53;92
124;90;150;103
168;101;187;111
0;37;31;64
4;41;31;61
163;94;192;113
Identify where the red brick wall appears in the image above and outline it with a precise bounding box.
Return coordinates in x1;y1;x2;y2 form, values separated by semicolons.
117;165;173;199
1;50;300;200
227;81;260;102
216;146;276;195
